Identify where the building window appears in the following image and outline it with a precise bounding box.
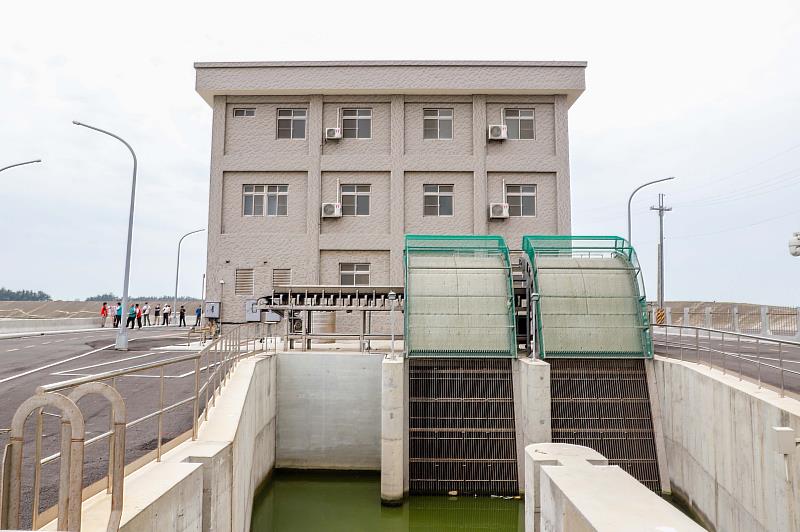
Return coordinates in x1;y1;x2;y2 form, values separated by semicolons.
235;269;255;295
506;184;536;217
423;109;453;140
272;269;292;286
243;185;266;216
504;109;535;140
341;184;370;216
277;109;306;139
233;108;255;117
342;108;372;139
340;263;370;286
266;185;288;216
423;184;454;216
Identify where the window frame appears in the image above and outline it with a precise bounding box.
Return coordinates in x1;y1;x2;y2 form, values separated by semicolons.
276;108;307;140
266;185;289;217
340;184;371;216
505;184;537;217
423;108;454;140
341;108;373;139
423;184;454;217
232;108;256;118
242;185;266;217
339;263;371;286
502;108;536;140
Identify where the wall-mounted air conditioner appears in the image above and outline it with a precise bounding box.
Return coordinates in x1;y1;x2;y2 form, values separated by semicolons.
322;202;342;218
325;127;342;140
488;124;507;141
489;202;510;219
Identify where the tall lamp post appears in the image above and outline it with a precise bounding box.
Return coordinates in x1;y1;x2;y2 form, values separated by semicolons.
627;176;676;245
73;121;137;350
0;159;42;174
173;229;205;327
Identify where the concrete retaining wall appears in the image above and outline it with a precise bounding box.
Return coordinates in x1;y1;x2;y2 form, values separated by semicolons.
0;317;99;335
654;356;800;532
68;353;278;532
275;352;383;469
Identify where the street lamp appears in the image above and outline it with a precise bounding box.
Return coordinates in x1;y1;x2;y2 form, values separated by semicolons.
0;159;42;174
627;177;676;245
173;229;205;327
73;120;137;350
789;232;800;257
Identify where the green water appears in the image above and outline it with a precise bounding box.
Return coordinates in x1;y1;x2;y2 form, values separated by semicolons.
251;471;524;532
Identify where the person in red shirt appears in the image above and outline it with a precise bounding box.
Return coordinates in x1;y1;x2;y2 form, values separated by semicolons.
135;303;143;329
100;302;109;328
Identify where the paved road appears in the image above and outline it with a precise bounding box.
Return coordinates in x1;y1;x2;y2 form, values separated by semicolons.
653;327;800;398
0;326;204;527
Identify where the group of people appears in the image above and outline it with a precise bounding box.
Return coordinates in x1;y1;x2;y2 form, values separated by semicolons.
100;302;202;329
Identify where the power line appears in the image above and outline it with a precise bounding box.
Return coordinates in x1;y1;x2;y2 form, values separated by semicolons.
667;207;800;240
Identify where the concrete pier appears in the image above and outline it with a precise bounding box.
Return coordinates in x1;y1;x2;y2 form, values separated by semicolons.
380;354;405;505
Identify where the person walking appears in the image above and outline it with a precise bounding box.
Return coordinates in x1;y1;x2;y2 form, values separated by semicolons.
100;302;109;327
179;305;186;327
142;302;151;326
136;303;143;329
115;302;122;328
194;306;202;327
154;304;161;325
126;304;136;329
162;304;171;326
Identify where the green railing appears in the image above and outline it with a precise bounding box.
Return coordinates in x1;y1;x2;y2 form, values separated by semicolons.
522;235;653;359
404;235;517;358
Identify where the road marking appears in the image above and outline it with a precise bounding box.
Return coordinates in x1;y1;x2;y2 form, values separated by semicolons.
53;339;64;343
42;341;51;345
0;344;115;385
6;348;19;352
53;352;160;375
24;345;35;349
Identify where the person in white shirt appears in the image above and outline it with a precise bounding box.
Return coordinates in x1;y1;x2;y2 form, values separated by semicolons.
162;304;171;325
142;302;151;326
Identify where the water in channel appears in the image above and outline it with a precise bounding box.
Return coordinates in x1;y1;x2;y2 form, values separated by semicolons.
251;470;524;531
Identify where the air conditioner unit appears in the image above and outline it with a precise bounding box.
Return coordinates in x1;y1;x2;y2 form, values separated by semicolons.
489;202;510;219
321;202;342;218
325;127;342;140
488;124;508;141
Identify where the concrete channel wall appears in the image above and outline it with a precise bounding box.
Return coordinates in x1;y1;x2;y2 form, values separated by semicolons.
275;352;383;469
65;353;278;532
654;356;800;532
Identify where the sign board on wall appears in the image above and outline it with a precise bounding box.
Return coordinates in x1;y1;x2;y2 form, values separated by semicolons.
245;299;261;322
205;301;220;319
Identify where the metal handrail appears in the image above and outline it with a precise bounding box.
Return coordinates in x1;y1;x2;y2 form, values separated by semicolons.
1;321;270;531
653;323;800;397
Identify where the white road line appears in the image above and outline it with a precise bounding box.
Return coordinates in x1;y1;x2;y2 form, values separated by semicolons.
6;348;19;352
53;339;64;343
0;344;115;385
24;345;35;349
53;352;159;375
42;341;51;345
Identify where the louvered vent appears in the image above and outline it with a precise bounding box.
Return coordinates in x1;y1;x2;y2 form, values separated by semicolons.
235;268;254;295
273;268;292;286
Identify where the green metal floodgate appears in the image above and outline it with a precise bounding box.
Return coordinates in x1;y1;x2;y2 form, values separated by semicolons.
522;235;653;359
404;235;517;358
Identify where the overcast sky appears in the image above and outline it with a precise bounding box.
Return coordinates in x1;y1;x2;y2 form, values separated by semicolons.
2;0;799;305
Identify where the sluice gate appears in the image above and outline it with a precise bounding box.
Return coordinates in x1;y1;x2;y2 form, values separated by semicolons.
408;358;518;495
404;236;520;495
550;358;661;492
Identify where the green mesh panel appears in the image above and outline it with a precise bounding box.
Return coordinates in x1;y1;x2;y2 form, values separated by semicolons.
522;236;652;359
404;235;517;358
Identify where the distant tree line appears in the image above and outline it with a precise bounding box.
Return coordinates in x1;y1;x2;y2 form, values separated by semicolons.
0;288;52;301
85;294;200;302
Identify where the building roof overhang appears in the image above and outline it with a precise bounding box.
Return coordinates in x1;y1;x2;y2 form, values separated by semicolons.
194;60;587;107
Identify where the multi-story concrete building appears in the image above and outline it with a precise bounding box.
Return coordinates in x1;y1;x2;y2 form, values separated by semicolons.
194;61;586;323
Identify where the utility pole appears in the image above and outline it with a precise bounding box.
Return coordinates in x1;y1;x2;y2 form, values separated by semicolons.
650;193;672;309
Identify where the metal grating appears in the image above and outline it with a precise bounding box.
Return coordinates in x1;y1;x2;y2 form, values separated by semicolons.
408;358;518;495
235;268;255;295
550;358;661;492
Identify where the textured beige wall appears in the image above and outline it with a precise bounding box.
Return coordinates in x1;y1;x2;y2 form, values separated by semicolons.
404;172;474;235
224;102;310;156
198;62;585;322
404;102;473;157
